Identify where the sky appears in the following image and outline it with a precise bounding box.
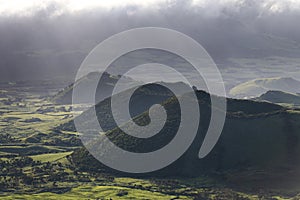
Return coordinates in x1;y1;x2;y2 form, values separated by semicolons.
0;0;300;17
0;0;300;84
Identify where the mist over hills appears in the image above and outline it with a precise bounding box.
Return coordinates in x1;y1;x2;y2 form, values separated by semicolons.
1;0;300;89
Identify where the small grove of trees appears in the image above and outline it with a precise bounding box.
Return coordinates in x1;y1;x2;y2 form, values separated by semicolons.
0;155;115;192
0;156;73;190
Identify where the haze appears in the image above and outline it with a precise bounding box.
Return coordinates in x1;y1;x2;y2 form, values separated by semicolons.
1;0;300;91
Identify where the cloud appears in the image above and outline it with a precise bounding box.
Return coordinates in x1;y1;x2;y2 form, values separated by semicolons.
0;0;166;17
0;0;300;81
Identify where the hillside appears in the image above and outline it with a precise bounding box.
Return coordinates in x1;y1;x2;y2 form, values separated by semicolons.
229;77;300;98
57;85;300;180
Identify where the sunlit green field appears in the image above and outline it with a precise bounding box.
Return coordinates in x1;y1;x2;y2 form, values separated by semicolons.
0;185;191;200
30;152;73;163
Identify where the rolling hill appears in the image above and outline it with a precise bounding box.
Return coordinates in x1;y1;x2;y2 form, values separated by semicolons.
229;77;300;98
255;90;300;105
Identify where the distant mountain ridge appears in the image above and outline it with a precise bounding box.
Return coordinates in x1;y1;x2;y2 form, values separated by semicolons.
51;72;139;104
230;77;300;98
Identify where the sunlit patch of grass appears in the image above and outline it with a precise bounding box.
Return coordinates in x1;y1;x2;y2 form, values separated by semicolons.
114;177;156;188
0;145;70;156
0;109;72;134
269;197;290;200
19;118;71;134
29;151;73;163
61;131;78;135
